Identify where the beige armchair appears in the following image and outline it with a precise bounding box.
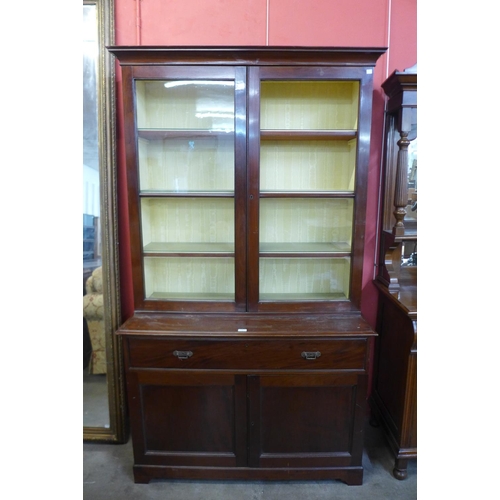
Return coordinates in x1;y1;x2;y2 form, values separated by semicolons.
83;266;106;374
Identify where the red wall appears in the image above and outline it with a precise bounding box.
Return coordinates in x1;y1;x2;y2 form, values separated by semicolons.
114;0;417;327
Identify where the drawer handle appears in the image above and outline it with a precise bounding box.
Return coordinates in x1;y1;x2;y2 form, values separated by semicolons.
301;351;321;360
173;350;193;360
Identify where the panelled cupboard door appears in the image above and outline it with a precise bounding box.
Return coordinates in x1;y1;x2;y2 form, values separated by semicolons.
117;57;376;314
119;319;374;485
127;370;248;468
247;373;367;471
127;369;366;475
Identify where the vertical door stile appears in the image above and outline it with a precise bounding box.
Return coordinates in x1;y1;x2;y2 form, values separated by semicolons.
350;69;374;307
246;375;261;467
234;374;249;466
125;67;145;308
246;67;261;311
234;67;248;310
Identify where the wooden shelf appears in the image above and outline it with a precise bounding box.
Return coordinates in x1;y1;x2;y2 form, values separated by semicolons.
259;292;348;301
396;266;417;315
144;242;234;256
395;229;417;242
148;292;235;301
261;130;357;141
260;242;351;254
138;129;234;140
140;190;234;198
260;191;354;198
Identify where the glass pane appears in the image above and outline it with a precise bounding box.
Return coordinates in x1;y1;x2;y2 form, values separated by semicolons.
259;258;351;300
258;79;358;304
260;81;359;130
261;140;356;192
144;257;235;300
138;135;234;193
136;80;235;131
260;199;353;253
136;79;236;303
407;125;417;226
83;2;109;428
141;198;234;253
402;240;417;267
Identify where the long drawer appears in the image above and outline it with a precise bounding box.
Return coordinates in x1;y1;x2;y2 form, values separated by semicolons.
126;337;368;371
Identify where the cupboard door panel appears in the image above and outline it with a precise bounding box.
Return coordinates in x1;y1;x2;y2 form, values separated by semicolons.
248;373;366;468
129;371;247;467
143;385;233;452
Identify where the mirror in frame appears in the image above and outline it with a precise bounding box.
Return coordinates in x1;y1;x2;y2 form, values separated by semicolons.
83;0;126;442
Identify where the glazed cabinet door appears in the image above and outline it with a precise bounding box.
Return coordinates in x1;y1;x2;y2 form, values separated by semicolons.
247;373;367;475
120;60;375;315
127;369;248;475
121;65;248;312
246;66;374;312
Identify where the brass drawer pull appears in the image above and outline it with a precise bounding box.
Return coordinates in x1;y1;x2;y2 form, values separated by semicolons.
173;350;193;360
301;351;321;360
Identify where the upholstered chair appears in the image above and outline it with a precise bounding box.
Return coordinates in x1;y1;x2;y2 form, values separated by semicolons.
83;266;106;374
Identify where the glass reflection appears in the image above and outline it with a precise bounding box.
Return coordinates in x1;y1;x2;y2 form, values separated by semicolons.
83;2;109;428
406;124;418;226
401;125;417;268
136;80;235;132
